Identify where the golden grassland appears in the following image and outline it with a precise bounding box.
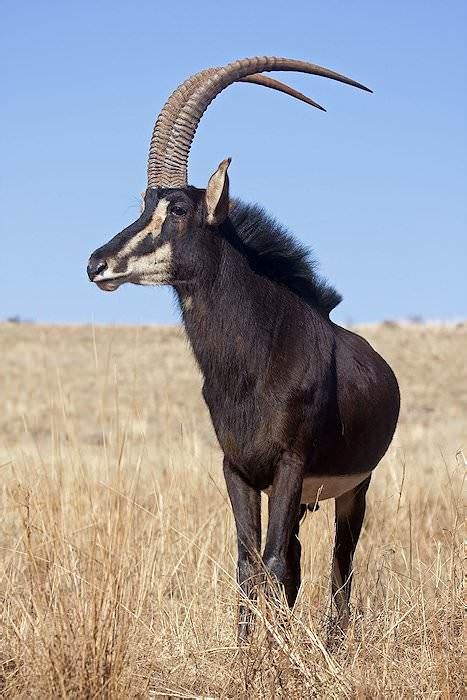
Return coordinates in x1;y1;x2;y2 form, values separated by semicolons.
0;321;464;698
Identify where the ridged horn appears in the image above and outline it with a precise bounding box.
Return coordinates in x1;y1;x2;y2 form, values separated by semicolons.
148;68;215;188
158;56;372;187
147;67;326;187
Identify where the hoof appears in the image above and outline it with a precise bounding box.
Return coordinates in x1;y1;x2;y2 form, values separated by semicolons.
237;604;255;645
237;622;253;645
324;613;350;650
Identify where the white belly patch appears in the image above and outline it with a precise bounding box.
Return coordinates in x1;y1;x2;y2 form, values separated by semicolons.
263;471;372;503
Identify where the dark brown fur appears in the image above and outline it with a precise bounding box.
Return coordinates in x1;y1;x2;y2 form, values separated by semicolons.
88;176;400;637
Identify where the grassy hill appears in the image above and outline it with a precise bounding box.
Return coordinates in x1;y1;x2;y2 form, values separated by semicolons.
0;322;464;696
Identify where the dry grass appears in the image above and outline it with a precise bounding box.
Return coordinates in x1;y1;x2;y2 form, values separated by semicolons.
0;321;464;698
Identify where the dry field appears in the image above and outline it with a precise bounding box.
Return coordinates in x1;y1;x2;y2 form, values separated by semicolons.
0;321;464;698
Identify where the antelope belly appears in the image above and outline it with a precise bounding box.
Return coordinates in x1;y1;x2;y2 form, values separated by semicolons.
263;471;372;503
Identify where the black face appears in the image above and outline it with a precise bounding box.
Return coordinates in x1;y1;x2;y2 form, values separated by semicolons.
87;187;204;291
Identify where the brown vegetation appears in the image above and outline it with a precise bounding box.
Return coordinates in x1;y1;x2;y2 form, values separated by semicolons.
0;322;464;697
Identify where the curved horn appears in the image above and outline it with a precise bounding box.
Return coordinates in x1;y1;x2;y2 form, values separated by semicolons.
147;68;325;187
159;56;372;187
148;68;215;188
241;74;326;112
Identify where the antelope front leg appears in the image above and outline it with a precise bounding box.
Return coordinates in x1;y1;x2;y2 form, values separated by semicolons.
223;458;261;642
263;451;304;607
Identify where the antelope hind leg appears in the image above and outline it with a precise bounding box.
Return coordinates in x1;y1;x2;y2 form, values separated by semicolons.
331;475;372;632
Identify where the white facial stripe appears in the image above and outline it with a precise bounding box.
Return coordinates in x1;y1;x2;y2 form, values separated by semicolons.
153;241;172;265
129;241;173;285
151;199;170;236
118;198;170;259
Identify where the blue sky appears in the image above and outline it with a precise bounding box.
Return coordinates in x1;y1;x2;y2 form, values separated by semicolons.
2;1;466;324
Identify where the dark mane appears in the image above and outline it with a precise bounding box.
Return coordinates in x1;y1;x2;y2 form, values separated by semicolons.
223;199;342;315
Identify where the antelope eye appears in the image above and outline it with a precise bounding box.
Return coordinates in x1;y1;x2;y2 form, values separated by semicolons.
172;205;187;216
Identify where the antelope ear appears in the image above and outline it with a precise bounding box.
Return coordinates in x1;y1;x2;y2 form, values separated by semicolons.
204;158;231;226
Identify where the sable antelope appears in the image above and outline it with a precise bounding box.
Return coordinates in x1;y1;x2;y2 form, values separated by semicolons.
87;57;400;638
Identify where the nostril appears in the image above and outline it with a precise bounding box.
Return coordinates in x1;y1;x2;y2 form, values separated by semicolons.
87;257;108;281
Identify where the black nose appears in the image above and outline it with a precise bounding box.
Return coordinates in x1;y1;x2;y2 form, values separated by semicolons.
87;256;107;281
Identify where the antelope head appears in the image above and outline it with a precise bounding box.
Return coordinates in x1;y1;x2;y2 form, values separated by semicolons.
87;57;371;291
